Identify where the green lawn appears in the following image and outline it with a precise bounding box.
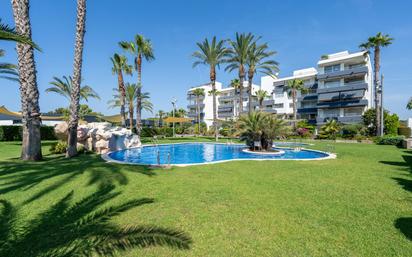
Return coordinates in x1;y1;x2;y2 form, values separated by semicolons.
0;139;411;256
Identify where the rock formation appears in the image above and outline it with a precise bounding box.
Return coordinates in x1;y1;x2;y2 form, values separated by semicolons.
54;122;141;154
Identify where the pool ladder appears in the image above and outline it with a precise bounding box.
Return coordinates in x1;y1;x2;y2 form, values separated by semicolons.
152;136;171;168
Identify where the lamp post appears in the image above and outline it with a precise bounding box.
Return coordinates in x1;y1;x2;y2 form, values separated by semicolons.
171;97;177;137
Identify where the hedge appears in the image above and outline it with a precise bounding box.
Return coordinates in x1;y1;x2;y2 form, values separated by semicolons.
398;127;411;138
0;126;57;141
374;135;405;146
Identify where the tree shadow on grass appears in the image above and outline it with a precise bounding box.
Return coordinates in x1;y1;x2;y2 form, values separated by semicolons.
394;217;412;241
0;185;192;256
0;154;155;203
380;151;412;241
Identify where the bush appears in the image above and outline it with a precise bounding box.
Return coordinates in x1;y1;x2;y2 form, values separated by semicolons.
0;125;57;141
398;126;411;138
50;141;68;154
0;126;22;141
340;124;365;139
156;127;173;137
141;127;157;137
40;126;57;140
374;135;405;146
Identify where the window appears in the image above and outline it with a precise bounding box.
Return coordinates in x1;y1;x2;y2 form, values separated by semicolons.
324;64;340;73
274;103;284;108
301;102;317;108
275;92;284;98
340;90;364;100
344;107;363;117
346;63;364;70
322;109;340;118
323;79;341;89
344;76;364;85
318;92;340;102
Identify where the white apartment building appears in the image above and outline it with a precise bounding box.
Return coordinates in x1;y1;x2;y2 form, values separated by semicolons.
186;50;373;127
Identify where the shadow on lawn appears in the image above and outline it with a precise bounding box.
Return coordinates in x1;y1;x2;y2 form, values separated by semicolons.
380;150;412;241
0;154;155;203
0;185;192;257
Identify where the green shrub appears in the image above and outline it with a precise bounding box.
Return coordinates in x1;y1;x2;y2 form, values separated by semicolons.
50;141;68;154
40;126;57;140
341;124;365;139
0;126;56;141
156;127;173;137
374;135;405;146
398;126;411;137
141;127;157;137
0;126;22;141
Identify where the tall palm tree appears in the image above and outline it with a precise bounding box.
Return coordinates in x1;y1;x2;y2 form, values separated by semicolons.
67;0;87;157
255;89;268;110
360;32;393;136
0;49;18;81
111;53;133;127
108;83;153;130
157;110;166;127
119;34;155;135
230;78;241;115
407;97;412;110
0;18;40;49
46;76;100;102
246;42;279;113
192;88;205;135
225;33;256;116
192;37;228;141
284;79;307;123
11;0;42;161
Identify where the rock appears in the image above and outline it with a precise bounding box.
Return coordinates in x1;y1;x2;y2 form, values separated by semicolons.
53;122;142;154
54;122;68;141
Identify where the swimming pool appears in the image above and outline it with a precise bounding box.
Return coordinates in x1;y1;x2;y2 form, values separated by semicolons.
104;143;334;166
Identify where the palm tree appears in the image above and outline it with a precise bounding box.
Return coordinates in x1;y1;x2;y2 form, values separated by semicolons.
246;42;278;113
0;18;40;49
237;111;288;150
192;36;228;141
11;0;42;161
67;0;87;157
284;79;307;123
109;83;153;130
119;34;155;135
0;49;18;81
255;89;268;110
192;88;205;135
320;119;340;139
360;32;393;136
46;76;100;102
407;98;412;110
230;78;241;115
225;33;256;116
111;53;133;127
157;110;166;127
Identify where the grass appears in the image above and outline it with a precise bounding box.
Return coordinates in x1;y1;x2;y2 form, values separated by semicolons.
0;138;411;256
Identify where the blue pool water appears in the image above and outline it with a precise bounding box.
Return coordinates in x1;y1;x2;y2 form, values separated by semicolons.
107;143;330;166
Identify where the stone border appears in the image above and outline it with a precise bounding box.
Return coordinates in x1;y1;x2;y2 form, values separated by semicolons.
242;149;285;155
101;142;336;167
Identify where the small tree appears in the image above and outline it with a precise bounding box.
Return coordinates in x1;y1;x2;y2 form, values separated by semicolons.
319;119;340;139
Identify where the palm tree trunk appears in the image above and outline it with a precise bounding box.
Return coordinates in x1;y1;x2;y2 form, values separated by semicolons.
11;0;42;161
238;66;245;117
135;55;142;135
293;89;297;128
118;71;126;127
129;104;134;130
374;46;381;136
247;72;253;114
67;0;86;158
197;96;200;136
210;67;218;141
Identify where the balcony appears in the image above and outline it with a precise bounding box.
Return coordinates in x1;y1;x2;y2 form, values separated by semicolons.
298;94;318;101
188;112;204;118
297;107;317;114
317;66;368;80
218;103;234;108
317;99;368;109
317;82;368;94
187;103;205;109
218;111;234;118
187;95;205;101
316;116;363;124
261;108;277;114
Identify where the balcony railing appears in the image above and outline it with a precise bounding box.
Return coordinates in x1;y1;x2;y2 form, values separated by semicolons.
317;82;368;94
317;66;368;80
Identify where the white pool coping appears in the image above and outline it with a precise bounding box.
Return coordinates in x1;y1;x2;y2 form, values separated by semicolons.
101;142;336;167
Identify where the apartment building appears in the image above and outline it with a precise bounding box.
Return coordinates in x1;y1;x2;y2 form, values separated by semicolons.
186;50;373;127
316;51;373;125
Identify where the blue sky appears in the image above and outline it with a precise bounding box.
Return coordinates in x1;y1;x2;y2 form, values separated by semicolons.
0;0;411;118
